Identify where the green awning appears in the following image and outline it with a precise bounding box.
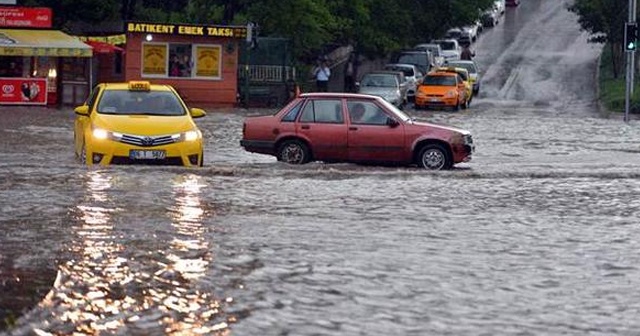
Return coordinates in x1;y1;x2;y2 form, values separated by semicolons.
0;29;93;57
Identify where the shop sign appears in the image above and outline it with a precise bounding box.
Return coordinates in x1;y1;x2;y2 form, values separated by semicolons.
127;22;248;40
142;43;167;75
195;45;221;77
0;77;47;105
0;7;52;28
0;46;92;57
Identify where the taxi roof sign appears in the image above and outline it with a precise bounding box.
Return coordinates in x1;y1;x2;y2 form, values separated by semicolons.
128;81;151;91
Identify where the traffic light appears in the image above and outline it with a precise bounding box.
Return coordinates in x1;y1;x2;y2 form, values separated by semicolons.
625;22;638;51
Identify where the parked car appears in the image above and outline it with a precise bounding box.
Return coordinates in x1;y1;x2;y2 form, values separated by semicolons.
446;59;481;94
435;67;473;107
390;50;435;74
414;71;468;111
481;9;500;27
413;43;445;67
461;25;479;42
384;63;423;102
74;81;206;166
240;92;474;170
357;71;408;109
494;0;505;14
430;39;461;62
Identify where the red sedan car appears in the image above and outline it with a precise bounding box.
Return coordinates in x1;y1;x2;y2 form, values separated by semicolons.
240;93;474;170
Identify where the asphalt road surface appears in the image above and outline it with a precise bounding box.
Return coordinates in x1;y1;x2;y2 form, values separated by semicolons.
3;0;640;335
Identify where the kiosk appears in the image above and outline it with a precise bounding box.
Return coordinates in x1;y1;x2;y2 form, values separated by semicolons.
124;22;249;107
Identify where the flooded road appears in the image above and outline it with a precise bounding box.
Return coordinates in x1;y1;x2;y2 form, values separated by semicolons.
3;0;640;335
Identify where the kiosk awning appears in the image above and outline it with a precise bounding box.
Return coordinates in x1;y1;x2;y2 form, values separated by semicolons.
0;29;93;57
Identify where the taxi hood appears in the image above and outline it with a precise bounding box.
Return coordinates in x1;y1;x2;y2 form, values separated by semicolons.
93;114;195;135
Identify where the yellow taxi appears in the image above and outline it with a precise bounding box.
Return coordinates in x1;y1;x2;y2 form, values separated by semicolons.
414;71;467;111
73;81;206;167
436;67;472;107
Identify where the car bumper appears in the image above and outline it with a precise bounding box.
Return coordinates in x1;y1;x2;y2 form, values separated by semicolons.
415;96;458;108
240;139;276;155
86;138;203;166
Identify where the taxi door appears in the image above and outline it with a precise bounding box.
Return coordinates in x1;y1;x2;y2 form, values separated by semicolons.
296;99;348;161
74;85;101;157
346;100;405;163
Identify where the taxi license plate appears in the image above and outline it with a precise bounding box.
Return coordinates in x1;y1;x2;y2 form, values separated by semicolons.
129;150;166;160
430;98;440;102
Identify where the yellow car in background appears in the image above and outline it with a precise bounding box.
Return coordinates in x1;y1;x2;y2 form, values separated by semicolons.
74;81;206;167
436;67;472;107
414;71;467;111
446;60;481;95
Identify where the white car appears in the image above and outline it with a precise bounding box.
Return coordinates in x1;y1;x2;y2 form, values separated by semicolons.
446;60;481;94
431;39;461;62
384;63;424;102
494;0;505;15
462;25;479;43
414;43;445;67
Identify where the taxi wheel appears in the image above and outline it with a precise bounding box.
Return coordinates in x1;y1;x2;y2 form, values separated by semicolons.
418;144;452;170
80;143;87;165
277;140;311;165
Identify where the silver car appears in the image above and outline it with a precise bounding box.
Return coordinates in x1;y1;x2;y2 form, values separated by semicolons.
357;71;408;109
383;63;423;102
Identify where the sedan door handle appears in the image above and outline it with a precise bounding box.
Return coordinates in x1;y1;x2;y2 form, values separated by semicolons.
349;127;358;131
301;125;310;130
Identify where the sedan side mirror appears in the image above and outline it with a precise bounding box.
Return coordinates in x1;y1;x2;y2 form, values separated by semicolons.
387;118;400;128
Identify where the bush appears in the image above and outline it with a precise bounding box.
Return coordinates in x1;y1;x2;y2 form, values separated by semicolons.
599;45;640;114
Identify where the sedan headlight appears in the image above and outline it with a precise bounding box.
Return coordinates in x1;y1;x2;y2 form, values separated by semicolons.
171;130;201;142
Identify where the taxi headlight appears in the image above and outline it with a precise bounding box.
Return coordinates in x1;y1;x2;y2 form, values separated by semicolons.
172;130;201;142
445;90;457;98
92;127;122;141
92;128;108;140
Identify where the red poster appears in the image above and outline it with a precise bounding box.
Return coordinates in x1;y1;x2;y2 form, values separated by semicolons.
0;78;47;105
0;7;52;28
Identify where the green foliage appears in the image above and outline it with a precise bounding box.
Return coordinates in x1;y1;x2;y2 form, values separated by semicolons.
22;0;500;63
598;43;640;113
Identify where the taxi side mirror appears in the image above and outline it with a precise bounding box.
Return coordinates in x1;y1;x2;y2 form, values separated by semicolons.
190;107;206;118
74;105;89;116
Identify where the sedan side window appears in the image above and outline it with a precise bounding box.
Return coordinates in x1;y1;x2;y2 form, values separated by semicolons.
281;101;303;122
348;100;390;126
299;99;344;124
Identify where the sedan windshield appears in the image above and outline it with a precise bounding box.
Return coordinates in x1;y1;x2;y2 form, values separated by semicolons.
97;90;187;116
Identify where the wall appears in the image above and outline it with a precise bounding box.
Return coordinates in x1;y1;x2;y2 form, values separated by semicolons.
125;33;239;107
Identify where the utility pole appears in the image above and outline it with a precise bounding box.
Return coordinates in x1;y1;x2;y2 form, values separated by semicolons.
625;0;637;122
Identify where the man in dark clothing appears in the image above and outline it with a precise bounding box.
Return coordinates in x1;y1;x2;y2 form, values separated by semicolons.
461;43;474;61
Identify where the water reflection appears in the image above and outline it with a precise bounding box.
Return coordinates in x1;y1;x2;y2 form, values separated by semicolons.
41;171;131;334
32;172;232;335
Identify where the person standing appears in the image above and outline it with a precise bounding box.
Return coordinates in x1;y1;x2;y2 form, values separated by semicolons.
344;54;355;92
313;59;331;92
461;43;474;61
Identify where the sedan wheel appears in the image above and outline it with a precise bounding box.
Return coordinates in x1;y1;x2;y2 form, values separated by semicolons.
418;144;451;170
277;140;311;164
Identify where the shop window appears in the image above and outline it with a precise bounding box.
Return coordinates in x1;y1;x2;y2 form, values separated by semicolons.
141;42;221;79
0;56;24;77
169;44;193;78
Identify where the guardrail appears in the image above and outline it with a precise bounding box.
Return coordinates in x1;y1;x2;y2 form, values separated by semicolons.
239;65;296;82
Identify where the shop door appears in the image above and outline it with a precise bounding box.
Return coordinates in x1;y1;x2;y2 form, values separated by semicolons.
61;57;90;106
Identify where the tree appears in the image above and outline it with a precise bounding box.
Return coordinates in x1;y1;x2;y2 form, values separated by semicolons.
569;0;628;78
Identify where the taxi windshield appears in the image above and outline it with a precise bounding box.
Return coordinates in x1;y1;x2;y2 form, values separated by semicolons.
97;90;187;116
424;75;456;86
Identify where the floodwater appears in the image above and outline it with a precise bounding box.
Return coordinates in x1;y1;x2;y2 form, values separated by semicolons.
3;0;640;335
